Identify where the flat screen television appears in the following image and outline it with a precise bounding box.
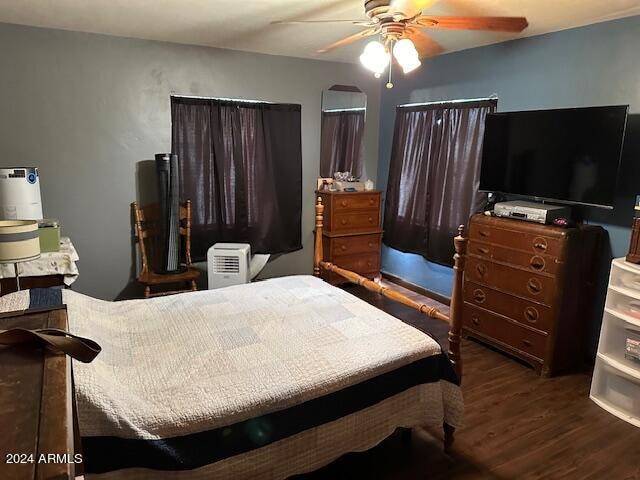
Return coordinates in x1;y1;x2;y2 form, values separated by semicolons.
479;105;628;209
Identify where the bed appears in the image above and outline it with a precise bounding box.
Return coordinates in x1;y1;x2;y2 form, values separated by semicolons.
0;198;468;479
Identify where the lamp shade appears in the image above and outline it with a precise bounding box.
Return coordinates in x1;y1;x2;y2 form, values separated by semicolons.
0;220;40;263
360;40;389;76
393;39;421;74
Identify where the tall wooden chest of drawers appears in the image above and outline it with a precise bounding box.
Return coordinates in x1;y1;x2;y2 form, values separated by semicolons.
463;214;603;376
316;190;382;285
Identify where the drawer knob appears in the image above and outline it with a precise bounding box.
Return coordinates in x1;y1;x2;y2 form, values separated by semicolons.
341;219;347;225
368;217;374;223
473;289;486;303
522;339;533;347
524;306;539;323
476;263;487;277
369;198;375;205
341;200;348;207
479;230;490;237
471;316;481;326
527;278;542;294
477;247;490;254
341;245;347;251
368;242;374;248
367;261;372;267
530;256;545;270
533;237;548;252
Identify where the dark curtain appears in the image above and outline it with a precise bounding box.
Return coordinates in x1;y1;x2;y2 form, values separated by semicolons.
320;110;365;177
383;99;497;266
171;97;302;261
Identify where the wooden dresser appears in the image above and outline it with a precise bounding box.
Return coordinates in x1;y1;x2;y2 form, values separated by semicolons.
316;190;383;285
463;214;603;376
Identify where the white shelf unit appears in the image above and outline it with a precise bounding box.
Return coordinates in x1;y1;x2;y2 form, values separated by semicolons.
590;258;640;428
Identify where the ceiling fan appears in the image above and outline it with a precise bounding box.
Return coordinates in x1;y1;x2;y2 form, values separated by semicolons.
272;0;528;87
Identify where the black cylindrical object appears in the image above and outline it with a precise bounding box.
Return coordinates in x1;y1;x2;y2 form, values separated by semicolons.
155;153;181;273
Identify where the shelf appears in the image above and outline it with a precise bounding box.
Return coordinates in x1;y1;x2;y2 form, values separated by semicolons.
592;258;640;429
609;284;640;301
596;353;640;381
612;258;640;275
603;307;640;328
590;394;640;428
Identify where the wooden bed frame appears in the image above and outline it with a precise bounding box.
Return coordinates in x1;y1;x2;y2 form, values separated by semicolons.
0;199;467;476
313;197;467;450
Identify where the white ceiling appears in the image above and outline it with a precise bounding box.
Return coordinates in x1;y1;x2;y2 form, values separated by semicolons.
1;0;639;63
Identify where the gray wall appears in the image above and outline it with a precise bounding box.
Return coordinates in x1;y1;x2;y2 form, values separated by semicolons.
0;22;381;299
375;15;640;354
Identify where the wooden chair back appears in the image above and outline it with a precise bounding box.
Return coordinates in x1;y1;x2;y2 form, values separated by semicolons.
131;200;193;276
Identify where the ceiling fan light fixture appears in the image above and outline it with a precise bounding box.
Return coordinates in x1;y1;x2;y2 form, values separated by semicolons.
393;38;421;73
359;40;389;76
393;38;418;66
400;57;421;74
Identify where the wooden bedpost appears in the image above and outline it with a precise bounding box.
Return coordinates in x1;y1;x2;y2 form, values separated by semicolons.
314;197;324;277
443;225;467;454
310;195;467;454
448;225;467;382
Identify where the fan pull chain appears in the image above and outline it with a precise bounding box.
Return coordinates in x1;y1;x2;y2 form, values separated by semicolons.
386;39;394;89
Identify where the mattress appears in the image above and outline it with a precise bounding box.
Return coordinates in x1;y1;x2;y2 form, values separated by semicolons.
0;275;463;479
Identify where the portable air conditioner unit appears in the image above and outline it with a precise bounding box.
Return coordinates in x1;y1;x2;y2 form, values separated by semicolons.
207;243;270;289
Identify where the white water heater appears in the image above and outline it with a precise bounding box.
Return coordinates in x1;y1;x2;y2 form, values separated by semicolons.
0;167;43;220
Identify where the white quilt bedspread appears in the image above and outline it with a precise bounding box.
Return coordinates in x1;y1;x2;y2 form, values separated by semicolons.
0;275;463;444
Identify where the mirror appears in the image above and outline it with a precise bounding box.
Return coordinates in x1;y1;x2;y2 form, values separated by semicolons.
320;85;367;179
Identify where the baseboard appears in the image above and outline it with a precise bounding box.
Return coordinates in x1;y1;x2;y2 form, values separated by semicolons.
381;271;451;306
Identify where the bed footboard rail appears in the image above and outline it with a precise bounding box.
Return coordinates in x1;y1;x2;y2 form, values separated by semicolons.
313;197;467;381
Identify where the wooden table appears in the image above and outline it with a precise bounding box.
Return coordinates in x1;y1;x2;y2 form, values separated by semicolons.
0;275;66;295
0;237;79;295
0;306;77;480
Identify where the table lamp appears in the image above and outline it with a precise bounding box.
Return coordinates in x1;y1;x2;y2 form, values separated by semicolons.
0;220;41;292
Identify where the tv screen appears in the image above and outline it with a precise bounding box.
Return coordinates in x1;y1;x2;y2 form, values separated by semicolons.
479;105;628;208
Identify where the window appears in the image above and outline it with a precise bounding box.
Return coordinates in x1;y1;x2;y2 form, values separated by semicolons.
171;96;302;260
384;99;496;265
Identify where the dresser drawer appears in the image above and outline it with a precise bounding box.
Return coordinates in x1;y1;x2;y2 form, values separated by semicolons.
468;240;561;275
469;223;565;258
333;193;380;212
332;212;380;233
333;252;380;272
322;252;379;284
464;304;547;359
464;281;554;333
331;233;381;257
466;256;556;305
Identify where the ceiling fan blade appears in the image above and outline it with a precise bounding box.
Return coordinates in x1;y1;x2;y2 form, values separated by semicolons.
389;0;439;19
416;16;528;32
406;28;445;58
317;28;378;54
271;20;374;27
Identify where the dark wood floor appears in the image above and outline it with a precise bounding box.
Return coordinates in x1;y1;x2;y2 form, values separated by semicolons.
297;281;640;480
